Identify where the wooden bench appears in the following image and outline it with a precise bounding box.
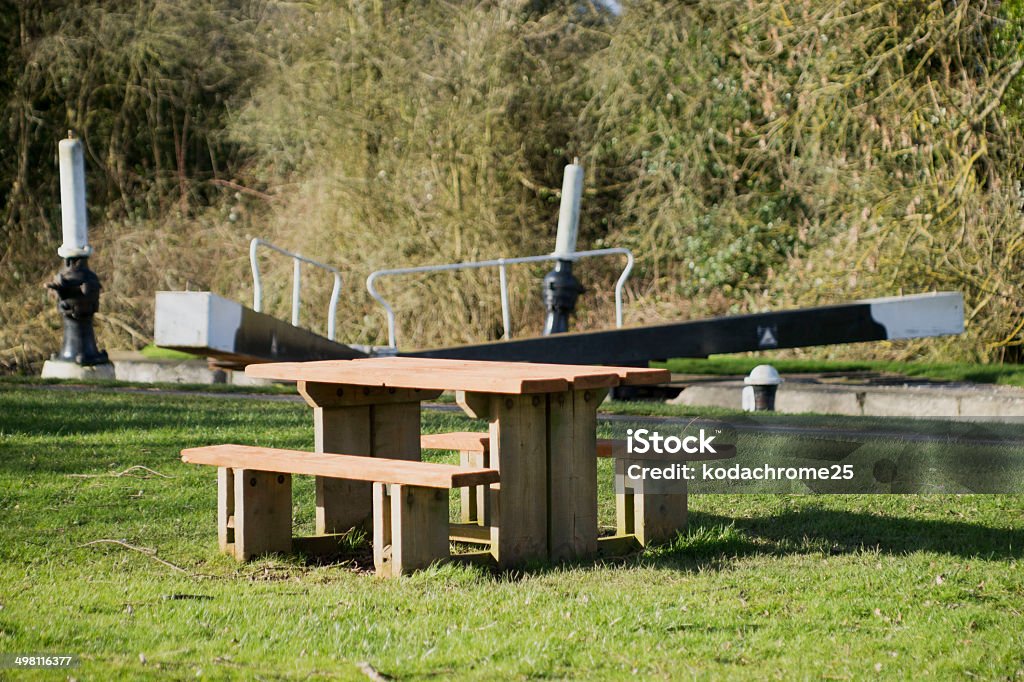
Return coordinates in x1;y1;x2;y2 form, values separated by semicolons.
181;444;498;577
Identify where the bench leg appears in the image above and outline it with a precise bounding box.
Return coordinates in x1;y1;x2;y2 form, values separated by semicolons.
616;488;688;547
459;450;490;525
372;483;393;576
218;467;235;554
374;483;449;577
233;469;292;561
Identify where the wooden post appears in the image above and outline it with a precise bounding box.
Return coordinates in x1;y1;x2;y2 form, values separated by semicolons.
459;392;548;566
232;469;292;561
459;450;489;524
615;490;635;536
217;467;235;554
547;389;606;561
314;405;373;533
372;402;422;460
389;484;450;576
616;485;688;547
372;482;394;577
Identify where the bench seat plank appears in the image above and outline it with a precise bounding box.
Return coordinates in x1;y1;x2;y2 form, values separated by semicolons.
420;431;492;453
182;444;498;489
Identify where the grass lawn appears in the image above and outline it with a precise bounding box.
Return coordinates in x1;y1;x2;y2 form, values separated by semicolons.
659;356;1024;388
1;385;1023;679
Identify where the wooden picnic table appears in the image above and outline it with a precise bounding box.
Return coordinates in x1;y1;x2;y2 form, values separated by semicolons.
245;357;669;566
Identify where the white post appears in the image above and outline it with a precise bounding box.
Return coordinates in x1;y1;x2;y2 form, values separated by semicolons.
291;258;301;327
553;159;584;257
57;133;91;258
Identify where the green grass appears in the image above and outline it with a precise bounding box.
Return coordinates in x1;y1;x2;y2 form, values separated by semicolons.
1;386;1023;679
140;344;202;361
659;356;1024;387
0;374;297;395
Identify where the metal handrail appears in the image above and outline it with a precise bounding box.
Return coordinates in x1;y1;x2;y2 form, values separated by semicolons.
366;247;634;350
249;238;342;341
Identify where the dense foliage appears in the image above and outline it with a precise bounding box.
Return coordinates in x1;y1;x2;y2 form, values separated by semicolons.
2;0;1022;369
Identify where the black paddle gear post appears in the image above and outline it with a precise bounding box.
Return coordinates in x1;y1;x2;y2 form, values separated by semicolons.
47;256;108;365
542;259;585;336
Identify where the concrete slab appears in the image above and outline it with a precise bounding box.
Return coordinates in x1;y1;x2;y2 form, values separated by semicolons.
667;374;1024;419
41;360;115;380
103;351;273;386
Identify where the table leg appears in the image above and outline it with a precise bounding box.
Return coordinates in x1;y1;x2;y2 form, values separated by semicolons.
217;467;235;554
301;383;433;536
459;392;548;567
314;405;373;533
547;388;607;561
372;402;422;460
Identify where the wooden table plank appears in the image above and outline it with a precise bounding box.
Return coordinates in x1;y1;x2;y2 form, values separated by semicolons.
308;357;670;387
359;358;623;390
248;357;668;391
247;359;571;394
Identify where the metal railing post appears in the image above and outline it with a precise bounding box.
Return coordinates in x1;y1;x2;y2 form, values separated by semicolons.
291;258;301;327
498;260;511;339
365;247;633;350
249;238;342;341
327;273;341;341
614;250;634;329
250;239;263;313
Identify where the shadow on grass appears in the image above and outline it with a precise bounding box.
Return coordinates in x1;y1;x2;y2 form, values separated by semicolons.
0;386;311;442
275;504;1024;581
645;507;1024;568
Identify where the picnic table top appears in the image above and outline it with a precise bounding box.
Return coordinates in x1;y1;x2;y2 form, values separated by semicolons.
245;357;669;395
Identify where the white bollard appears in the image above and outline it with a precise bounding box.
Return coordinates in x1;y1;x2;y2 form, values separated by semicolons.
553;159;584;257
57;133;91;258
743;364;784;411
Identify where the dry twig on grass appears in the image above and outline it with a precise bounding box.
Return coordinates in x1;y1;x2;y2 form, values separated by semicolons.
77;539;212;579
69;465;173;479
357;661;391;681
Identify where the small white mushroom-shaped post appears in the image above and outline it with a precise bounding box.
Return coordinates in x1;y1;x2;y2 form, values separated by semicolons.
742;364;784;412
